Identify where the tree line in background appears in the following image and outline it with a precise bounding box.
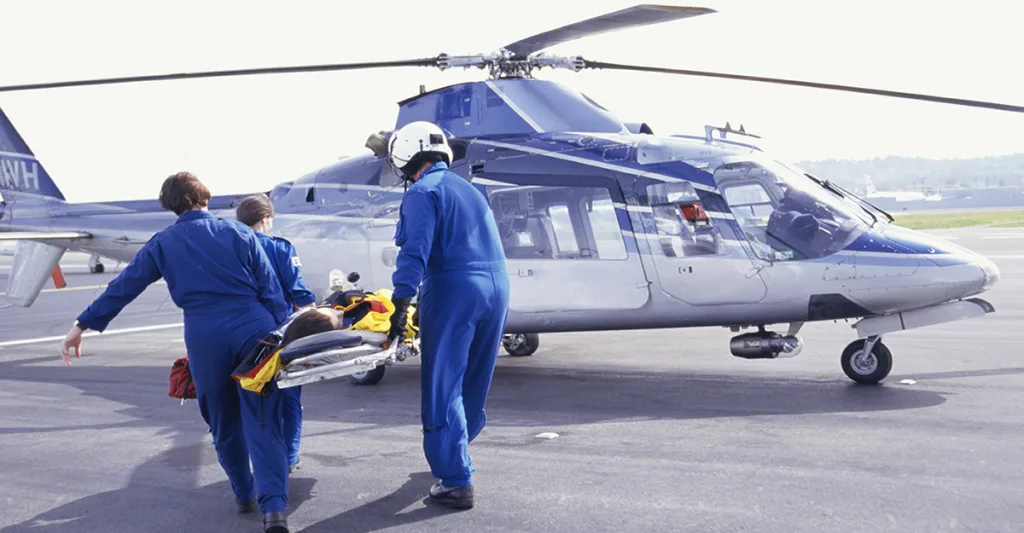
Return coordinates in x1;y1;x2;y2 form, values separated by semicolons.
794;153;1024;194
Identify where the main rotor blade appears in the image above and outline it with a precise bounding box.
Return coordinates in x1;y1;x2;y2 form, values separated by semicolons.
585;61;1024;114
503;5;715;58
0;58;440;93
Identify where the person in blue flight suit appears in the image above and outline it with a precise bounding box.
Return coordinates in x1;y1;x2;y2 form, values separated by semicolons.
236;193;317;473
386;121;511;510
58;172;293;533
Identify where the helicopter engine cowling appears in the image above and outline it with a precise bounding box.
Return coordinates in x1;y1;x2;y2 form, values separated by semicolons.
730;332;803;359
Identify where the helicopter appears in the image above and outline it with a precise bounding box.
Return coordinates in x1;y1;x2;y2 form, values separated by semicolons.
1;4;1018;386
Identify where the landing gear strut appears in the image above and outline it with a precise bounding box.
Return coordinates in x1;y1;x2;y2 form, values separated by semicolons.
502;333;539;357
88;254;105;274
840;336;893;385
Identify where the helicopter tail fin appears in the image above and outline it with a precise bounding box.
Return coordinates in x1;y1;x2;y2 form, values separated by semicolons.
863;175;878;196
0;106;65;200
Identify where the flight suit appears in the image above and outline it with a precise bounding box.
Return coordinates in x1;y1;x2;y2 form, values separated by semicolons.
254;232;316;468
75;210;292;515
392;161;510;487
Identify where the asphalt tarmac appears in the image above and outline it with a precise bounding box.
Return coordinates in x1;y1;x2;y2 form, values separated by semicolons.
1;227;1022;533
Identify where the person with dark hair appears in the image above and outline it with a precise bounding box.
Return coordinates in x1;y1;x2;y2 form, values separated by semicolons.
386;121;510;510
59;172;295;533
237;193;316;474
281;306;343;346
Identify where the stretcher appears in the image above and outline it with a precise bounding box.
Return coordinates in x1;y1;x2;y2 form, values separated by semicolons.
271;269;420;389
275;331;419;389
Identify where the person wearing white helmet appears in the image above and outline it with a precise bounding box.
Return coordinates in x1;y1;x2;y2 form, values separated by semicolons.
386;120;510;510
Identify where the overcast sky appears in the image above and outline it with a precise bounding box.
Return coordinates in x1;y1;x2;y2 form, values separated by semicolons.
2;0;1022;203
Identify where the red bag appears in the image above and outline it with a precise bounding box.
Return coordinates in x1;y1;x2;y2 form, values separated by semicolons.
169;356;197;403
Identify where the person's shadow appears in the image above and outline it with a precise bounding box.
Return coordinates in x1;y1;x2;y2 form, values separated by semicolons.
1;437;319;533
299;471;450;533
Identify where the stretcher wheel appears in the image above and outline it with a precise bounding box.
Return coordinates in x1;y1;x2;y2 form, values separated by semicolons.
349;365;387;386
503;333;539;357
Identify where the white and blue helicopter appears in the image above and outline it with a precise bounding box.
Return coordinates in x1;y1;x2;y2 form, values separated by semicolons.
2;5;1018;386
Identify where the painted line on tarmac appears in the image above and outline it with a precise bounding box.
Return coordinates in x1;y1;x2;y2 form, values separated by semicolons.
0;322;184;349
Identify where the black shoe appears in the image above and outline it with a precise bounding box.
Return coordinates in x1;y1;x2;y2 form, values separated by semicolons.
263;511;289;533
237;498;257;514
428;482;474;509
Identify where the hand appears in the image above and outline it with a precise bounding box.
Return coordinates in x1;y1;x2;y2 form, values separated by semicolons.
60;325;85;365
389;298;411;341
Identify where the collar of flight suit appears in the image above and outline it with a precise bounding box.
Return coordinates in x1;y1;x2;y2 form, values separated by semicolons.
420;161;448;179
176;209;213;223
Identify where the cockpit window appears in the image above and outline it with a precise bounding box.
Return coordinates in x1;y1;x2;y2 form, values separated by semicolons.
711;156;871;261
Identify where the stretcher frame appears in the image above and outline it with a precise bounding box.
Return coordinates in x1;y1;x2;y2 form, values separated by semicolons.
275;334;420;389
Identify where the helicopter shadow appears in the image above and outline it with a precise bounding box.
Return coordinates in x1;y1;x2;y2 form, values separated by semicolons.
0;353;948;532
292;359;950;439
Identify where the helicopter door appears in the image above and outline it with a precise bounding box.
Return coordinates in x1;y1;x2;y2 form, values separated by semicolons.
480;173;650;312
635;177;767;305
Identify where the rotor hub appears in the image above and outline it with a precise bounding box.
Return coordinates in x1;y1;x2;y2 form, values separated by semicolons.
436;51;585;79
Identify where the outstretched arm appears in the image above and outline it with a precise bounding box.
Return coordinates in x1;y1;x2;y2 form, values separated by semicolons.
392;190;438;300
76;241;163;333
64;241;163;364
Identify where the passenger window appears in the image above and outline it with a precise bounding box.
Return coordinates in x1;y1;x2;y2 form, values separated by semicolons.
645;182;722;257
547;204;579;255
486;184;627;260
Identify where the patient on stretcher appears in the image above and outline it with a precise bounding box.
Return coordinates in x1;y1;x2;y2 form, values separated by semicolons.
277;307;390;367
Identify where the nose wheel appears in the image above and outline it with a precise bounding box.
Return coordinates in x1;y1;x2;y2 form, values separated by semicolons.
841;337;893;385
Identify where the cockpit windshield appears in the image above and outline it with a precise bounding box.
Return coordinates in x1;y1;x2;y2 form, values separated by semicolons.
710;155;873;261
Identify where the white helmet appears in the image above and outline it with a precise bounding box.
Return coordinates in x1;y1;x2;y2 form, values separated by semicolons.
388;121;453;178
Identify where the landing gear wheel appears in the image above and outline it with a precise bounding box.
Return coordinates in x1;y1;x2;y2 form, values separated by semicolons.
503;333;539;357
348;365;386;386
90;262;105;274
841;339;893;385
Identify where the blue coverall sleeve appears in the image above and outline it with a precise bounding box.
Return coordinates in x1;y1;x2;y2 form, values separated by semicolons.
277;241;316;308
392;190;438;300
76;241;163;332
248;232;291;324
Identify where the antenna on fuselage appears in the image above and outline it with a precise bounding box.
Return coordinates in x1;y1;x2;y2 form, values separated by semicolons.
704;122;761;143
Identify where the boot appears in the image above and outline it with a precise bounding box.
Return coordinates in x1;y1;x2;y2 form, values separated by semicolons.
263;511;289;533
236;498;257;514
428;482;474;510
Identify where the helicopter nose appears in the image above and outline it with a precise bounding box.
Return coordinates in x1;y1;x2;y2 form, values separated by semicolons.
977;255;1000;291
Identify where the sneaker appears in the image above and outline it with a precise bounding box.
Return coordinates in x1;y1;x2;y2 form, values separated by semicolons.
428;482;474;510
237;498;257;514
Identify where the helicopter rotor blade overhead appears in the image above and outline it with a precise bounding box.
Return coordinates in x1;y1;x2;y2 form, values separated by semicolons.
502;4;715;58
583;60;1024;114
0;58;440;93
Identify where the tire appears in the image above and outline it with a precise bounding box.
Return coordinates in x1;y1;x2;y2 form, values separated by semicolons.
503;333;540;357
841;339;893;385
90;263;105;274
348;365;386;386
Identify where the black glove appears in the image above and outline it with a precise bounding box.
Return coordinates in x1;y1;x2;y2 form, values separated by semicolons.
389;297;412;341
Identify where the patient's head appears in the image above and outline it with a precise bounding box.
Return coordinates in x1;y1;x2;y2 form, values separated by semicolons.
282;307;344;346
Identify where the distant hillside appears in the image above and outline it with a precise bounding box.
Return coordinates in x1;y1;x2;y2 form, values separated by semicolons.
794;153;1024;194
